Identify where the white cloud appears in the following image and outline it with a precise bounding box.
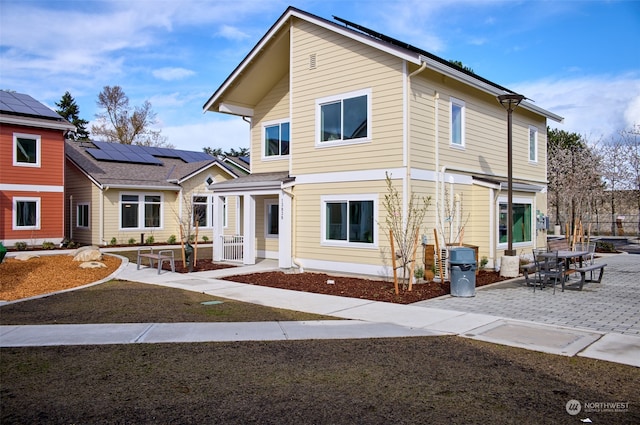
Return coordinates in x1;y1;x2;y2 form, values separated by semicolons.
162;117;250;153
152;67;196;81
217;25;251;41
513;73;640;142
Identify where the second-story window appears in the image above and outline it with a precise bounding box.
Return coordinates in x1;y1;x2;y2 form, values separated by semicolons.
264;121;290;158
450;97;465;147
13;133;41;167
316;89;371;145
529;126;538;162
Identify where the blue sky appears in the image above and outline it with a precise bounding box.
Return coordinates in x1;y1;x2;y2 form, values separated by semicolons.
1;0;638;153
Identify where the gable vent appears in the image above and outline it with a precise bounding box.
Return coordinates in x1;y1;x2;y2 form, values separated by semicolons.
309;53;317;70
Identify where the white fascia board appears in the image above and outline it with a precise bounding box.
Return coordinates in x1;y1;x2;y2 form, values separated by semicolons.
203;8;417;114
1;114;76;131
178;162;237;184
0;184;64;192
103;184;179;191
218;103;254;117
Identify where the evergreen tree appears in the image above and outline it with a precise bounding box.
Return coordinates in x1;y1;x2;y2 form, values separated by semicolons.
55;91;90;141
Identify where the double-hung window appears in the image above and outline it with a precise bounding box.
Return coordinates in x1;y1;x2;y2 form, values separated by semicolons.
264;121;290;158
120;193;162;230
77;203;90;228
322;195;376;246
529;126;538;163
450;97;465;147
13;197;40;230
498;197;533;246
13;133;41;167
316;89;371;145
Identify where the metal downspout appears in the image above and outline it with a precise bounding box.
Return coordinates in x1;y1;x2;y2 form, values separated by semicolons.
405;60;427;226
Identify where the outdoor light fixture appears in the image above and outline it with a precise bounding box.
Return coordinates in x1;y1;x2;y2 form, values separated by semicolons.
497;93;525;256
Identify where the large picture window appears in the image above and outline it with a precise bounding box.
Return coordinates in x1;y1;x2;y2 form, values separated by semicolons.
499;199;533;245
322;195;376;246
13;197;40;230
264;121;290;157
316;89;371;144
13;133;41;167
120;193;162;230
450;97;465;147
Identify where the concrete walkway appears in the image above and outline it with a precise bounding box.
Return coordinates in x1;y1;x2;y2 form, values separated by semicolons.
1;250;639;368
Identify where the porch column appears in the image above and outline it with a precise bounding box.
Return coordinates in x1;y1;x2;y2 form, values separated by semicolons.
242;194;256;265
212;194;224;262
279;191;292;268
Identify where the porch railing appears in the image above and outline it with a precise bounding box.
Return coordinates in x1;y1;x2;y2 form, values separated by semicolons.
221;235;243;262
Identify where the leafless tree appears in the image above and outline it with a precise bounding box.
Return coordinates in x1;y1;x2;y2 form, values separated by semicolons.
92;86;173;147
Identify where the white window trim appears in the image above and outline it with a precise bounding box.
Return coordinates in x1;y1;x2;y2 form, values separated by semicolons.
262;118;290;161
13;133;41;167
76;202;90;229
13;196;41;230
449;97;466;148
192;193;227;229
264;199;279;239
529;126;538;163
497;196;534;249
320;194;378;248
315;88;372;147
118;192;164;231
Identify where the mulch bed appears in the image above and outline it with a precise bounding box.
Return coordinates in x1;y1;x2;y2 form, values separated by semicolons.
223;270;509;304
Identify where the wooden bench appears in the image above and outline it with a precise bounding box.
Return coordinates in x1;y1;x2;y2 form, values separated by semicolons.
564;263;607;291
137;248;175;274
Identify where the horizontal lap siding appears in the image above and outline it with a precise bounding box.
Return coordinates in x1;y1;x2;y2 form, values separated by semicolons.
417;75;547;185
251;75;291;174
102;189;179;245
0;190;63;241
409;75;436;170
0;125;65;186
290;20;404;175
65;161;96;245
294;180;392;267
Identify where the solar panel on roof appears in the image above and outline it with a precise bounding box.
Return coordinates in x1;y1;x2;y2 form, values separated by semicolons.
0;91;63;120
86;148;112;161
139;154;163;165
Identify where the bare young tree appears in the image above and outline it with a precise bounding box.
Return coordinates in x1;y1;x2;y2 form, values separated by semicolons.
382;172;431;291
92;86;173;147
599;135;631;235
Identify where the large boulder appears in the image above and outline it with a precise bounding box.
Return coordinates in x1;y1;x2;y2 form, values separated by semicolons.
15;253;40;261
72;246;102;262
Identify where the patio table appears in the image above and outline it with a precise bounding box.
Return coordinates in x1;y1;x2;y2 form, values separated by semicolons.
541;250;589;280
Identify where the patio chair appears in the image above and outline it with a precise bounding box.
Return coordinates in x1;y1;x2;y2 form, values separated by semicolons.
574;241;596;279
532;249;564;294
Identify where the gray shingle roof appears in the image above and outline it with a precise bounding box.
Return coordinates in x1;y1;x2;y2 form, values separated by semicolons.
66;140;233;189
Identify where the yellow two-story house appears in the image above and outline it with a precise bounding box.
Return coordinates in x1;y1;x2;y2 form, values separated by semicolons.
204;7;562;277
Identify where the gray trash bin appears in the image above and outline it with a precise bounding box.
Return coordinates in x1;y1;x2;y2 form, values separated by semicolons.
449;247;477;297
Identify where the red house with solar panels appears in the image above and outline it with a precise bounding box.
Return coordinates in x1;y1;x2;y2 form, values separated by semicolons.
0;91;75;248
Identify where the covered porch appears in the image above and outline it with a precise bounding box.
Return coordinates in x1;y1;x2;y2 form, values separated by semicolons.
209;172;295;269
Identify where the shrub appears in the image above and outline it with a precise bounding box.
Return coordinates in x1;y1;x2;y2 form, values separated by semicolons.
202;235;209;243
480;256;488;270
167;234;177;244
414;266;424;279
67;240;78;249
15;241;27;251
128;238;136;245
42;241;56;250
596;241;616;253
145;235;155;244
110;237;117;246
